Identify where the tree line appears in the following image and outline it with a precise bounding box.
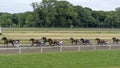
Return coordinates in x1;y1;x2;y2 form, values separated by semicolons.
0;0;120;28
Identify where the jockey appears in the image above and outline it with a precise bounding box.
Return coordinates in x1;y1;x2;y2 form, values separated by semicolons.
14;40;20;47
59;40;63;46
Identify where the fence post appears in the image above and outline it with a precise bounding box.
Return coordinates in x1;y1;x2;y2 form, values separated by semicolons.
94;45;96;51
109;45;111;50
41;47;43;53
78;46;80;51
19;47;22;54
60;45;62;52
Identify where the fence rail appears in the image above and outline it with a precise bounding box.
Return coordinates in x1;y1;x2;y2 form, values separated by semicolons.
0;45;120;54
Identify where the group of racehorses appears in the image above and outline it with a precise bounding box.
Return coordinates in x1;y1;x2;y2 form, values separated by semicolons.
29;37;63;46
70;37;119;45
1;37;63;47
1;37;120;47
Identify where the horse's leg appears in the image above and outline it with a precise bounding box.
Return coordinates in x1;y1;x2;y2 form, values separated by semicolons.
97;42;99;45
79;40;82;45
7;44;8;47
12;42;14;47
56;42;60;46
89;42;92;45
53;42;56;46
49;42;52;46
117;40;119;44
84;42;87;45
39;42;41;46
72;41;73;45
113;40;116;44
31;43;33;46
6;43;8;47
89;40;92;45
75;41;77;45
52;42;55;46
43;42;46;46
50;43;53;46
3;42;6;47
36;42;39;46
37;42;41;46
118;40;120;44
4;42;8;47
116;41;118;44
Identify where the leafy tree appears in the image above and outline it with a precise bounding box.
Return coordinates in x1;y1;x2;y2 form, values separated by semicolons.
1;0;120;28
115;7;120;27
0;13;13;27
25;14;35;27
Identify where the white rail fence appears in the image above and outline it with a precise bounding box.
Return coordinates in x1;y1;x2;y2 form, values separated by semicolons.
0;45;120;54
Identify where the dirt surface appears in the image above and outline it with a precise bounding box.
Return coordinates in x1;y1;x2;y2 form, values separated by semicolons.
0;44;120;54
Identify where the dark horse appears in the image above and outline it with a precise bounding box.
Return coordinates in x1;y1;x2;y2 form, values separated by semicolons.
112;37;120;44
42;37;62;46
95;38;108;45
1;37;20;47
70;38;78;45
80;38;92;45
48;38;62;46
42;37;49;45
29;38;41;46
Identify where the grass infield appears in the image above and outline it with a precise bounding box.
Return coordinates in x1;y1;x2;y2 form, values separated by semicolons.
0;50;120;68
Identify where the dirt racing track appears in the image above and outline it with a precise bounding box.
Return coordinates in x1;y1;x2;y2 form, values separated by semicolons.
0;44;120;54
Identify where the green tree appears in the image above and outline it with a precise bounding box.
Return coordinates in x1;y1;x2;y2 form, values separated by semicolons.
115;7;120;27
80;7;96;27
0;13;13;27
25;14;35;27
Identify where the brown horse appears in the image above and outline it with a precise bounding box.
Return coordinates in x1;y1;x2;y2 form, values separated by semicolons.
95;38;108;45
112;37;119;44
48;38;62;46
29;38;41;46
1;37;20;47
70;38;78;45
41;37;49;45
48;38;55;46
80;38;92;45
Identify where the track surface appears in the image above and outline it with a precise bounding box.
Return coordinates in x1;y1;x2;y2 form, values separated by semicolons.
0;44;120;54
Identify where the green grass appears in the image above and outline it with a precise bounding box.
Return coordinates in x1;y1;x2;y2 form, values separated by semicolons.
0;50;120;68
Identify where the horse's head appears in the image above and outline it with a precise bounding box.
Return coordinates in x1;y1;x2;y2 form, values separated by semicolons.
112;37;116;40
42;37;46;39
112;37;119;44
1;37;7;41
80;38;84;41
80;38;84;43
29;38;35;41
42;37;47;40
70;38;74;40
48;38;53;42
95;38;100;41
95;38;101;43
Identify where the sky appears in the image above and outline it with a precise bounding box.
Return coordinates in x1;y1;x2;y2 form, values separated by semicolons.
0;0;120;13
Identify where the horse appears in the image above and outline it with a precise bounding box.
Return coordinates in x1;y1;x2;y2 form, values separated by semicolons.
41;37;49;45
80;38;92;45
29;38;41;46
47;38;63;46
112;37;120;44
95;38;108;45
1;37;20;47
70;38;78;45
